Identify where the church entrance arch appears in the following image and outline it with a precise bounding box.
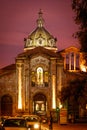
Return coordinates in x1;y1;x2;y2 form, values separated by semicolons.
33;93;47;115
1;95;13;116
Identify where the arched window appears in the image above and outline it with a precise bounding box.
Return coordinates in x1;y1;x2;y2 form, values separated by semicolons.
1;95;13;116
37;67;43;85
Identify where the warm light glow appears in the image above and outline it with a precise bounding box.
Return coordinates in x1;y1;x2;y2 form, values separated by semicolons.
80;64;86;72
80;59;87;72
34;124;39;129
59;102;63;109
18;65;22;109
52;75;56;109
86;104;87;109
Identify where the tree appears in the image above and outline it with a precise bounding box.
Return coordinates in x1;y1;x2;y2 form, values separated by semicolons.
72;0;87;65
72;0;87;51
60;78;87;118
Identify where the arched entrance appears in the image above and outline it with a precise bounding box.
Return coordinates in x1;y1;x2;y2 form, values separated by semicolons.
1;95;13;116
33;93;47;115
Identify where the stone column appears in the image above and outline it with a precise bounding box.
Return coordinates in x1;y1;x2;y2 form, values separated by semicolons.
74;52;76;70
64;54;66;70
69;53;71;70
24;61;30;112
50;58;57;110
52;75;56;109
56;58;64;108
17;62;23;110
16;59;25;113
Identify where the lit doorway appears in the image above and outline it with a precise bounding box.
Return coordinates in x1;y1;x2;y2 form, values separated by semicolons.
33;93;47;115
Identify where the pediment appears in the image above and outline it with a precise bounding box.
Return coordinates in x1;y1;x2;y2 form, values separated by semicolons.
17;46;58;58
62;46;80;53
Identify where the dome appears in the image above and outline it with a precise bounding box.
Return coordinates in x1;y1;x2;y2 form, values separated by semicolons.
24;10;58;52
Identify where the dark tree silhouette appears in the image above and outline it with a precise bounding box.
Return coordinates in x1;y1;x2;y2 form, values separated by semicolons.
72;0;87;66
60;78;87;119
72;0;87;51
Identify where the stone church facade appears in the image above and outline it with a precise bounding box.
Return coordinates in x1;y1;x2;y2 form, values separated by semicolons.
0;10;86;119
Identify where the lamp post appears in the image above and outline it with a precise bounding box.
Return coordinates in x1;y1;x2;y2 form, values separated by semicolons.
56;107;60;123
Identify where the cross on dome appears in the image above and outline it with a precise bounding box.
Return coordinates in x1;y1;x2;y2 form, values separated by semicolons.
37;9;45;27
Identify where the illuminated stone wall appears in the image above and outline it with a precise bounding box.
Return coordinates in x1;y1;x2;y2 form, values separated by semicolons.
0;70;17;116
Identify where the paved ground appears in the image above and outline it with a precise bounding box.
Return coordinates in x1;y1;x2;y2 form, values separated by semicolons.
42;123;87;130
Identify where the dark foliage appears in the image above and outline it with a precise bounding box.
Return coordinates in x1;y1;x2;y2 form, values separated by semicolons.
72;0;87;52
60;78;87;108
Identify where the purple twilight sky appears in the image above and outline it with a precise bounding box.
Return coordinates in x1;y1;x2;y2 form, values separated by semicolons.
0;0;80;68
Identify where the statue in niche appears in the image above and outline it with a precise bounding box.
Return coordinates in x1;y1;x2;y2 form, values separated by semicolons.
37;67;43;85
